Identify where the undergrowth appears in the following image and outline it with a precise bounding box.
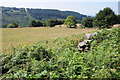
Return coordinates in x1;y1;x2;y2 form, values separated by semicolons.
0;28;120;79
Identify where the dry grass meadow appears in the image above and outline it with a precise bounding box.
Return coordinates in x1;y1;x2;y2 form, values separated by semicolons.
2;27;97;53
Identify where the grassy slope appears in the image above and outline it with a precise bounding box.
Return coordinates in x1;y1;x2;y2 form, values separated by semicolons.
2;27;97;53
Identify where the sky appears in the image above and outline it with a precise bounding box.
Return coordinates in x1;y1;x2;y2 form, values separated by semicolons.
0;0;119;16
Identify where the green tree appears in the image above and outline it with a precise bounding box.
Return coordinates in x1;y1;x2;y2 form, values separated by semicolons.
7;23;19;28
30;20;43;27
64;16;77;28
82;17;94;28
46;19;55;27
54;19;64;25
46;19;64;27
117;15;120;24
93;7;117;28
42;21;47;27
77;20;82;24
104;15;118;27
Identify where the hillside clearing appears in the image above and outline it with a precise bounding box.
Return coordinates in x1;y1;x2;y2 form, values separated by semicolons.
2;27;97;53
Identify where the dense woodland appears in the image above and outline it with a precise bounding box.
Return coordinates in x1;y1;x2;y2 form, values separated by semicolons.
1;6;87;27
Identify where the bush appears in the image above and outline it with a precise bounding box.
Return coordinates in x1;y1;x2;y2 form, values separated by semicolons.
46;19;64;27
82;17;94;28
30;20;43;27
7;23;19;28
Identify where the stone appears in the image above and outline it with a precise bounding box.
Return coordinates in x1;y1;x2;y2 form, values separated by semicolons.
83;32;97;40
78;32;98;51
78;40;91;51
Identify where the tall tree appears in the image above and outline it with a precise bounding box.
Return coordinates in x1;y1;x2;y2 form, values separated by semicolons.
93;7;117;28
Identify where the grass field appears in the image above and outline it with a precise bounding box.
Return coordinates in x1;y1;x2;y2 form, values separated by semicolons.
2;27;97;53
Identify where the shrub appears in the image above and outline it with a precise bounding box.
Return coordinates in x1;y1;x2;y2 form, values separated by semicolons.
30;20;43;27
82;17;94;28
7;23;18;28
46;19;64;27
64;16;77;28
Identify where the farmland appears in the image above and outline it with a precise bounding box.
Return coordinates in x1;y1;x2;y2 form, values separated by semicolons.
2;27;97;53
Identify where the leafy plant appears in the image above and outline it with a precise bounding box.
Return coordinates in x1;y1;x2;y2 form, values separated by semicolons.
1;28;120;79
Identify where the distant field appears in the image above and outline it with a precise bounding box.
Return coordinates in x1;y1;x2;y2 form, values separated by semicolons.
2;27;97;53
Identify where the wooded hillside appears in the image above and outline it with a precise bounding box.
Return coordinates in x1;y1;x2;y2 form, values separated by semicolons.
1;7;87;27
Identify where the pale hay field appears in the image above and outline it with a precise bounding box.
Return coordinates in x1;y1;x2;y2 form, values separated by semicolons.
2;27;97;53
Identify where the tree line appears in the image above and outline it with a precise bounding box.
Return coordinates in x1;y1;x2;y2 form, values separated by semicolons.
64;7;120;28
3;19;64;28
82;7;120;28
3;7;120;29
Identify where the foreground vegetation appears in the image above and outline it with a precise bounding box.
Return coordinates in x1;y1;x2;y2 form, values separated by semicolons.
2;27;96;53
1;28;119;78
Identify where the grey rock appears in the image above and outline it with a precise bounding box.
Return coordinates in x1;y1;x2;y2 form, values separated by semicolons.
78;40;91;51
83;32;97;40
78;32;98;51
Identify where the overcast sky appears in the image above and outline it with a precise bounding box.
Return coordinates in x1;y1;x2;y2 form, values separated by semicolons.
0;0;119;16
